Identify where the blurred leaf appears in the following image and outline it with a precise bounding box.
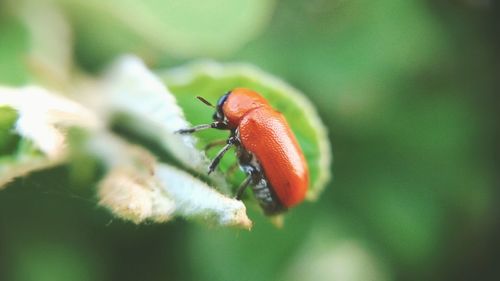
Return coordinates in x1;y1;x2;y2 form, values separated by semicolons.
160;61;332;201
12;242;100;281
0;106;19;154
0;16;30;85
236;0;448;124
18;0;73;88
0;86;99;187
282;220;391;281
0;104;49;187
188;210;310;281
56;0;275;70
361;180;443;267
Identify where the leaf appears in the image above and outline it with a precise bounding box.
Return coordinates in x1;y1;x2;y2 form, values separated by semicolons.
95;55;229;191
90;132;252;229
160;61;331;200
0;86;99;187
55;0;275;69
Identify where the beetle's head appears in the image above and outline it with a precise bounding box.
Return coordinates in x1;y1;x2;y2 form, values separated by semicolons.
212;91;231;123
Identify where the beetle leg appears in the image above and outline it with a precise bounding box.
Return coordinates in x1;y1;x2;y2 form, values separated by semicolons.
175;121;226;134
204;139;227;151
175;123;213;134
207;137;236;174
235;176;252;200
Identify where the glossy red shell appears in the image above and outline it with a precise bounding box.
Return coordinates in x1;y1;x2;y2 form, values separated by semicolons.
223;88;309;207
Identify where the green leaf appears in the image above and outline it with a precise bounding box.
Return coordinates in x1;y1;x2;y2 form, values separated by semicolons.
160;61;331;200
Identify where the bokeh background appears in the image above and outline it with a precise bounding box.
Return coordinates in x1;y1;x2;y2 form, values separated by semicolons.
1;0;499;280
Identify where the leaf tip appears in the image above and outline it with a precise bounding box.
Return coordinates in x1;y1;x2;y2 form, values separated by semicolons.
97;168;175;224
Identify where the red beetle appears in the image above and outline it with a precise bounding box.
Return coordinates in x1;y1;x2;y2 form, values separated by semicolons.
177;88;309;215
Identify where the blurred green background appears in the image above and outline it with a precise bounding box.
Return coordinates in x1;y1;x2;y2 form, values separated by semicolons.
0;0;498;280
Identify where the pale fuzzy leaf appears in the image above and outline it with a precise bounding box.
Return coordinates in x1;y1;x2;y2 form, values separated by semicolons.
95;56;228;191
90;132;251;229
0;86;100;187
156;164;252;229
0;86;100;157
99;168;175;224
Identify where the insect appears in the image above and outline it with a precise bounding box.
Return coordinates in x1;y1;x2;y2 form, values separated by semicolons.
177;88;309;215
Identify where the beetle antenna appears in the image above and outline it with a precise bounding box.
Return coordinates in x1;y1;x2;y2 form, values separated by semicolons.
196;96;215;108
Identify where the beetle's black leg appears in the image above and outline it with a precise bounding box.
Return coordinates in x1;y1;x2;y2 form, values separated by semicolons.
204;139;227;151
208;136;236;175
176;124;212;134
235;176;252;200
175;121;226;134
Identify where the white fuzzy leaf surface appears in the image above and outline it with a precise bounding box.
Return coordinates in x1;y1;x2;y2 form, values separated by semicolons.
0;86;99;186
96;56;228;191
90;132;251;229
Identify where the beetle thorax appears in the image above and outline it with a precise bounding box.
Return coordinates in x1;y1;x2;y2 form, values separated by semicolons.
221;88;269;128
